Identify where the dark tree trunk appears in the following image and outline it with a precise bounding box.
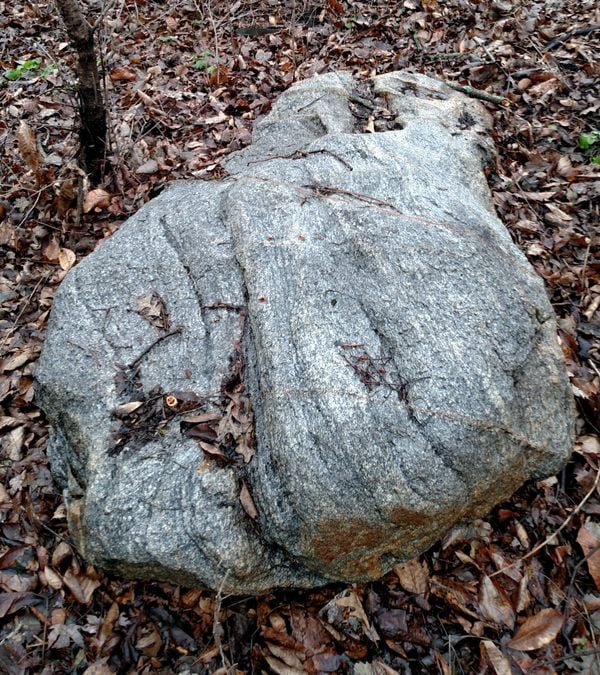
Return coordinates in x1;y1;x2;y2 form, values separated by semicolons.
55;0;108;182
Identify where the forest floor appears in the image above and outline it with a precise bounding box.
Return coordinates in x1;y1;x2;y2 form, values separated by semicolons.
1;1;599;673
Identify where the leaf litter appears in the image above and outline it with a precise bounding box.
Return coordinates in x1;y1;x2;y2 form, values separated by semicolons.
1;0;599;672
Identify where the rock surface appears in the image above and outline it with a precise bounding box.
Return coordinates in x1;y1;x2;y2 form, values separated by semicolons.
36;71;575;594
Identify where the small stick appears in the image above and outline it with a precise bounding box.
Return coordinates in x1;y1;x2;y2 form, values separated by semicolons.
443;81;510;107
213;570;233;673
544;24;600;51
128;326;182;370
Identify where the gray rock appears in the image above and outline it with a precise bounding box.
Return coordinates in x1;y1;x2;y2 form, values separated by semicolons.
36;71;574;594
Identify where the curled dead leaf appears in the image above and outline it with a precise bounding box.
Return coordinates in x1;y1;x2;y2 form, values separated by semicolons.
58;247;76;271
83;188;110;213
17;120;42;176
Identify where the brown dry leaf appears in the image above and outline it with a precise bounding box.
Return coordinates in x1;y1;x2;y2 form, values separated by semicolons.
479;575;515;629
236;435;255;464
56;178;76;217
58;248;76;271
98;602;119;648
433;650;451;675
82;659;114;675
1;349;36;372
266;642;304;670
577;436;600;457
114;401;144;415
51;541;72;568
17;120;41;175
508;608;563;651
264;655;303;675
110;66;137;82
78;569;101;604
5;426;25;460
516;572;532;613
324;589;379;643
43;566;63;591
43;236;60;262
135;292;170;331
62;568;97;604
136;623;163;657
481;640;512;675
576;520;600;590
0;484;11;507
393;557;429;594
372;662;402;675
183;412;221;425
198;441;226;461
239;481;258;519
83;188;110;213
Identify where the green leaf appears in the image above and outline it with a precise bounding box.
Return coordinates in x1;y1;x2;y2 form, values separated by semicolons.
40;64;57;77
578;131;600;150
4;68;22;81
592;155;600;165
22;58;41;71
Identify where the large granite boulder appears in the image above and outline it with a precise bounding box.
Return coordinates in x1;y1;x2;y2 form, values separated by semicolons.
36;71;575;594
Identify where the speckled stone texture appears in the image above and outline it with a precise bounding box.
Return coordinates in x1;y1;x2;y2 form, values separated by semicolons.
36;71;574;594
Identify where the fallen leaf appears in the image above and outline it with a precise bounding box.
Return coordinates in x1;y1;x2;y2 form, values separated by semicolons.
394;557;429;594
110;66;137;81
58;247;76;271
114;401;144;415
479;575;515;629
82;659;114;675
481;640;512;675
239;481;258;519
136;159;159;174
508;608;563;651
577;520;600;591
264;655;303;675
98;602;119;648
322;589;379;643
266;642;304;670
17;120;42;175
43;566;63;590
83;188;110;213
1;349;36;372
135;292;170;331
0;591;38;618
47;622;85;649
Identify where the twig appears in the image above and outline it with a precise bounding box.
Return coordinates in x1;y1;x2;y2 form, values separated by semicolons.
296;94;326;112
348;94;377;110
75;170;85;230
490;462;600;577
91;0;118;31
213;570;233;673
444;81;510;107
544;24;600;51
248;148;353;170
128;326;182;370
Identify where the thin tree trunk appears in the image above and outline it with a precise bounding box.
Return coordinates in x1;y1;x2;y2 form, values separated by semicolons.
55;0;108;181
